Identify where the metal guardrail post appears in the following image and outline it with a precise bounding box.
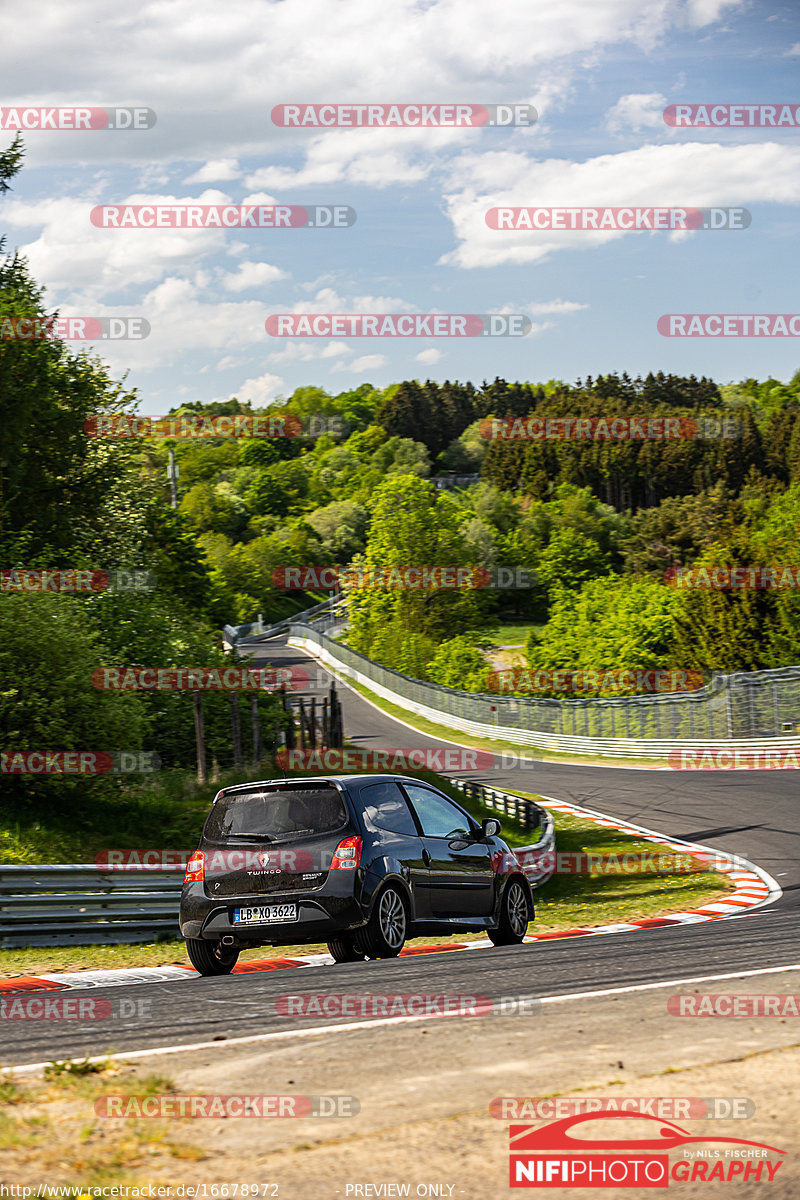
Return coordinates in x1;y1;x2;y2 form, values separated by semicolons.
0;865;185;948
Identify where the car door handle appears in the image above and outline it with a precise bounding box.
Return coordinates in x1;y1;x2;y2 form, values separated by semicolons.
422;849;431;866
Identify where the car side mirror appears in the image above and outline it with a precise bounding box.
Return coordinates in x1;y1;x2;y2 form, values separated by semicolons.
482;818;501;838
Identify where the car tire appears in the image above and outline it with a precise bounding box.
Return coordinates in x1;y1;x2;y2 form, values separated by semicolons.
186;937;240;976
488;878;529;946
354;884;408;958
327;935;366;963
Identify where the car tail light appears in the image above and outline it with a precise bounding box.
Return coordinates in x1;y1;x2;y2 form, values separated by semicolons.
330;836;362;871
184;851;205;882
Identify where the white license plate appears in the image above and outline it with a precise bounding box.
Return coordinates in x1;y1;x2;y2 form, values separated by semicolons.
233;903;298;924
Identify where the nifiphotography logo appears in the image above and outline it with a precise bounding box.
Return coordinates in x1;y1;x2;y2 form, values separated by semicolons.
508;1111;785;1187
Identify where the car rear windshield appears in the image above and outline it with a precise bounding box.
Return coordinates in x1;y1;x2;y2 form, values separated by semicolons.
203;785;348;843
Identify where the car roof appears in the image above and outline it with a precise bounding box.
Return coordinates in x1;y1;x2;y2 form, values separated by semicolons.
217;773;444;795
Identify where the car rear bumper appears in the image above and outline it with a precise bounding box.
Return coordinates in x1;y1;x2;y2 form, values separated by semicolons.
180;888;366;943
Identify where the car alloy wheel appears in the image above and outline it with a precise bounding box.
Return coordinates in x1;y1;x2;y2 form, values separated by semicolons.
379;887;407;950
355;884;408;958
489;878;530;946
507;881;528;937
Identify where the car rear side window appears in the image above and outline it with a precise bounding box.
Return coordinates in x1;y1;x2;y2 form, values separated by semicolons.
403;785;472;839
360;781;418;836
203;785;347;842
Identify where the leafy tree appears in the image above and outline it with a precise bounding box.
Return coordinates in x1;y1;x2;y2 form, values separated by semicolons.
621;484;739;576
0;594;147;802
536;527;611;601
347;474;484;663
426;635;490;691
525;577;682;685
305;500;368;559
179;482;249;539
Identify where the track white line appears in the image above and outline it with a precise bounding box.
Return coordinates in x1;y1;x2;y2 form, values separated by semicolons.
6;961;800;1078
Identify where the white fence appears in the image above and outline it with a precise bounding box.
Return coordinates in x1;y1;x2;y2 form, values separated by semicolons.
289;627;800;759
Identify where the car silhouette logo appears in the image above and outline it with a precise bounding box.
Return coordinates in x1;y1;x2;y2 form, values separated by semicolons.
510;1110;785;1155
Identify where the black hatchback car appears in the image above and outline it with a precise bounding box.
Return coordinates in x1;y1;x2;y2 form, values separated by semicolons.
179;774;534;974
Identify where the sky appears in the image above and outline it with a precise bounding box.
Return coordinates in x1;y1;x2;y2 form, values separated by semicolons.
1;0;799;414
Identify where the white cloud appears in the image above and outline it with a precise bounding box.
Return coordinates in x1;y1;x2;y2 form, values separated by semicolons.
2;189;244;301
219;261;288;292
232;371;285;405
787;42;800;55
1;0;741;174
526;299;588;315
441;141;800;268
683;0;743;27
185;159;242;183
240;192;280;207
332;354;388;373
605;93;667;133
416;347;444;364
264;286;417;316
266;339;353;364
33;273;279;378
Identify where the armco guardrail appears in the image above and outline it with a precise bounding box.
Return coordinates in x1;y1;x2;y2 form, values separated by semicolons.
1;785;554;947
0;865;183;948
288;626;800;757
224;596;346;646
